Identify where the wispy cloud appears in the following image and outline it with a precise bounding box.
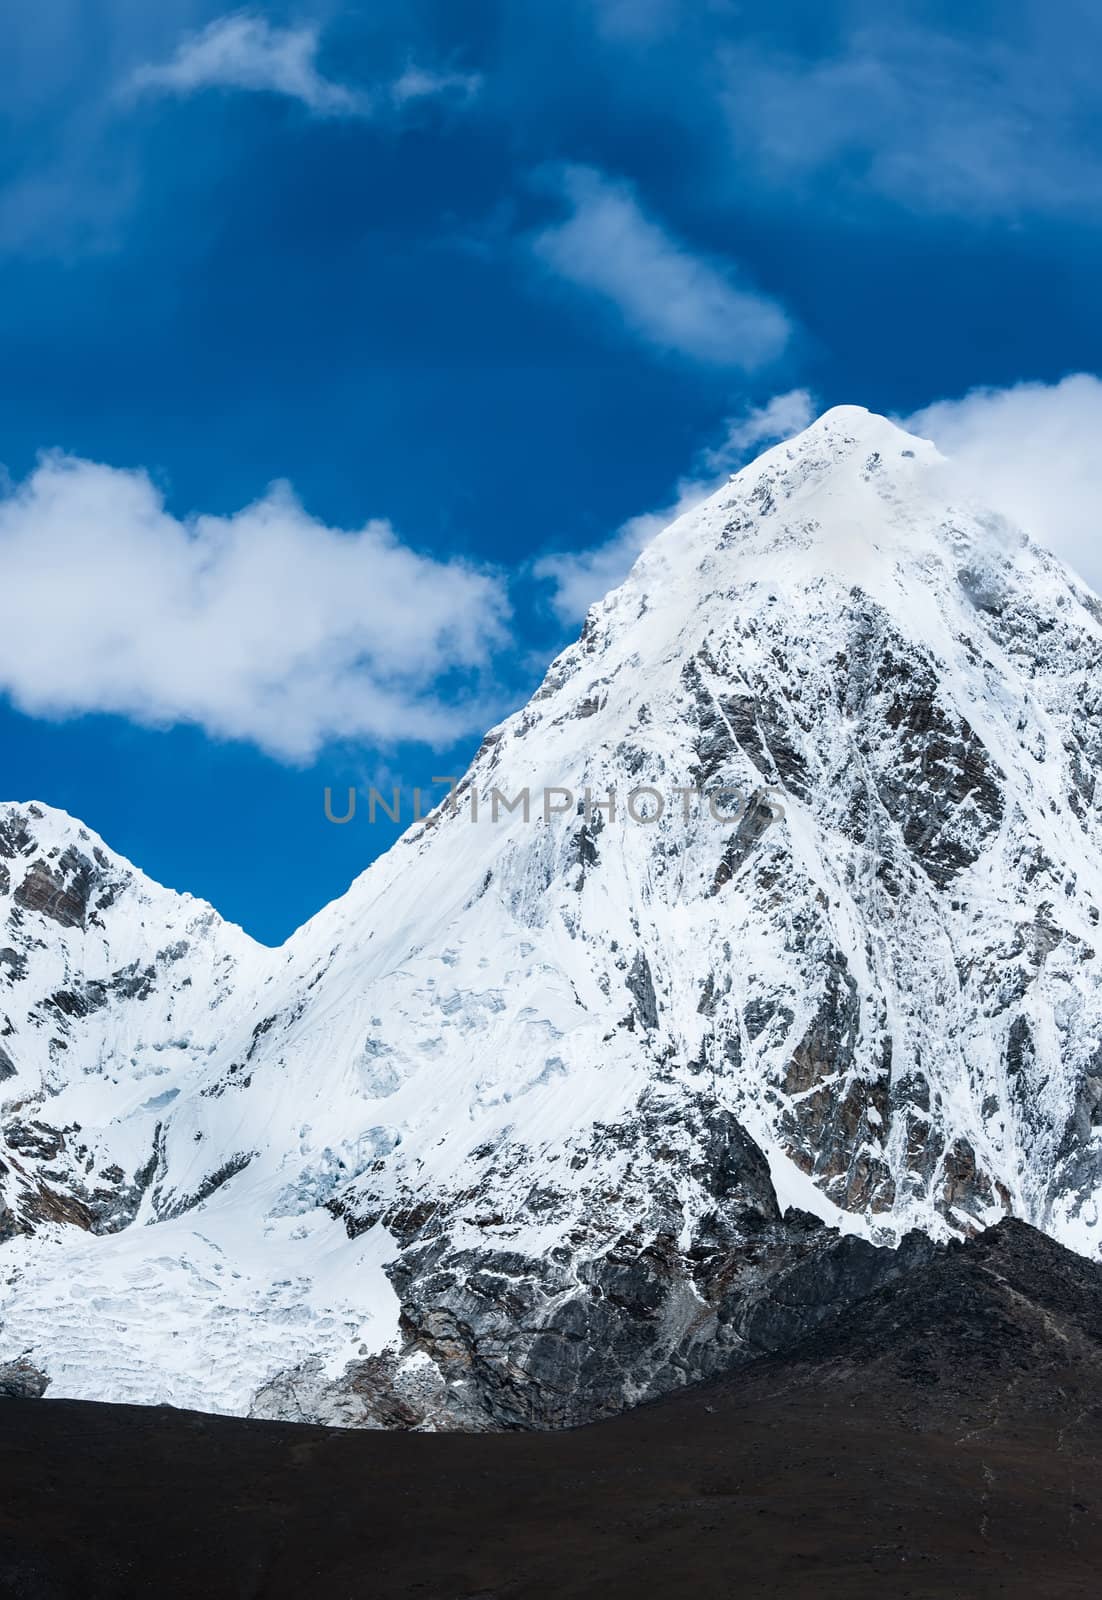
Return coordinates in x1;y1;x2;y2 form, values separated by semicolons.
131;13;365;115
701;388;815;463
0;455;509;761
390;65;482;108
130;12;481;120
0;156;138;260
534;389;814;622
722;21;1101;218
588;0;680;41
907;374;1102;593
529;164;792;367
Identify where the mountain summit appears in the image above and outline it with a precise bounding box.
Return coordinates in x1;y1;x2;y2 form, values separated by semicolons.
2;406;1101;1427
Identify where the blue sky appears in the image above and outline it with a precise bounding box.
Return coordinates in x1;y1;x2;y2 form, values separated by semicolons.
1;0;1101;941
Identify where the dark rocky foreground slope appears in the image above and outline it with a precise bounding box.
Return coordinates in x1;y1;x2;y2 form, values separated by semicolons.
1;1219;1099;1599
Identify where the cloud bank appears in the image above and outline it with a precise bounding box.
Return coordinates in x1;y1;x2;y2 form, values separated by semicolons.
908;374;1102;593
0;454;508;761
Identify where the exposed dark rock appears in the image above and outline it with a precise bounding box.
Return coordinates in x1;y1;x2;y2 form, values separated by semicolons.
109;963;157;1002
0;1359;49;1400
874;648;1004;886
0;947;28;982
0;813;35;861
367;1114;940;1431
17;1179;94;1233
710;789;781;892
249;1348;481;1431
784;959;860;1096
957;564;1007;615
696;972;722;1017
940;1135;996;1221
156;1152;255;1220
86;1145;161;1235
774;955;895;1209
734;1227;934;1354
13;849;97;931
3;1119;65;1162
1005;1013;1049;1139
46;983;109;1020
624;949;659;1031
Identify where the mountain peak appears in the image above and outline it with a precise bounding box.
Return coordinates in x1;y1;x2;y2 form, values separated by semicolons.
734;400;941;500
798;403;927;451
2;407;1102;1431
606;398;1010;665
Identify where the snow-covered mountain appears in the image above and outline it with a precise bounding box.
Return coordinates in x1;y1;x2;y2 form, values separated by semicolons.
2;405;1101;1427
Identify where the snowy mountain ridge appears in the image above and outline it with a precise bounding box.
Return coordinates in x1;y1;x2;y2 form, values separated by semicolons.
2;404;1101;1427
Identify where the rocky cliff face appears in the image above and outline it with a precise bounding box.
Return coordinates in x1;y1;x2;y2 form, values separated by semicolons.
2;406;1101;1428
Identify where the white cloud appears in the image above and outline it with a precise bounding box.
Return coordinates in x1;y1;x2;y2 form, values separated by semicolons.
130;12;480;120
534;389;814;622
529;164;791;367
0;454;509;761
131;13;366;115
390;65;482;107
906;374;1102;592
699;388;815;465
534;508;668;628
